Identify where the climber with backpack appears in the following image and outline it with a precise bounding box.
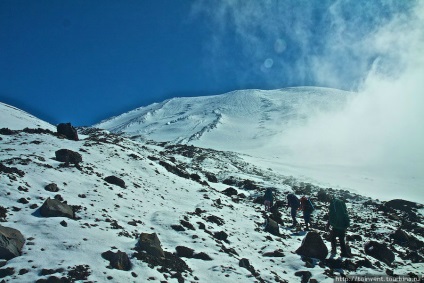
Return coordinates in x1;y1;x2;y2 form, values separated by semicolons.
286;193;300;228
326;197;351;257
299;196;314;230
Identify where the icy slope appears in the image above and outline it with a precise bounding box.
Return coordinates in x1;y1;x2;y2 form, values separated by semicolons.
95;87;350;151
0;103;55;131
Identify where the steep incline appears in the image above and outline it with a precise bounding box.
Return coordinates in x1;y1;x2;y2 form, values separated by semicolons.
0;103;55;131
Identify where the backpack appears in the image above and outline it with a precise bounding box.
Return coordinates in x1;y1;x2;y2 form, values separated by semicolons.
329;198;350;230
301;196;315;213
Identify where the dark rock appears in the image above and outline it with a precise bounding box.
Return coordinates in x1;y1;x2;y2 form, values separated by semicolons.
137;233;165;258
176;246;194;258
57;123;79;141
55;149;82;164
294;271;312;283
222;187;238;197
239;258;251;269
0;207;7;222
101;250;132;271
405;251;424;263
213;231;228;241
385;199;421;212
0;163;25;177
171;225;185;232
0;128;15;135
0;225;25;260
134;250;191;275
390;229;409;245
206;215;224;226
18;268;28;275
158;161;190;179
263;249;284;257
45;183;59;192
193;252;212;261
364;241;395;265
264;217;280;236
39;198;74;219
317;189;331;202
296;231;328;260
104;176;126;189
17;198;29;204
0;267;14;279
205;173;218;183
180;220;195;230
36;276;71;283
67;265;91;281
60;220;67;227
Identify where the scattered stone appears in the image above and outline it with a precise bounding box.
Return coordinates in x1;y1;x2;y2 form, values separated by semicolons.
0;207;6;222
67;265;91;281
104;176;126;189
296;231;328;260
364;241;395;265
171;225;185;232
0;225;25;260
36;276;71;283
55;149;82;165
385;199;421;213
101;250;132;271
57;123;79;141
45;183;59;192
39;198;74;219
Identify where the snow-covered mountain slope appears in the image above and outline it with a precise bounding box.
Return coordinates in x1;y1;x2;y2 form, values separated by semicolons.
95;87;350;152
94;87;424;204
1;106;423;282
0;103;55;131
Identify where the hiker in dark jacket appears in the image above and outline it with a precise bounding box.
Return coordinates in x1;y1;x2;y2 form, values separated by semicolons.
299;196;314;230
263;188;273;212
326;197;351;257
286;193;300;227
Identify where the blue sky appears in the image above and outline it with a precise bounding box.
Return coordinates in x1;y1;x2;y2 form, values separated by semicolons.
0;0;418;126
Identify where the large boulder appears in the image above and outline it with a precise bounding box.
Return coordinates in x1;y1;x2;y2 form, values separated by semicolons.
39;198;74;219
364;241;395;265
104;176;126;189
55;149;82;165
0;225;25;260
296;231;328;260
137;233;165;258
57;123;79;141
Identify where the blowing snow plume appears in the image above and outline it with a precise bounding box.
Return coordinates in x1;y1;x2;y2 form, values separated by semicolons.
192;1;424;199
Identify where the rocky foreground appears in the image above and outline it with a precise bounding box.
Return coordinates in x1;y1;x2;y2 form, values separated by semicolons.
0;126;423;283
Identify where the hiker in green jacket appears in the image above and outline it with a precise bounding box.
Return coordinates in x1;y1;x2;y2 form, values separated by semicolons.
326;197;351;257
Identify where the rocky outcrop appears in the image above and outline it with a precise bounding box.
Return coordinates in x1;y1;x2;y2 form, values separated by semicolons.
364;241;395;265
39;198;74;219
57;123;79;141
137;233;165;258
101;250;132;271
296;231;328;260
0;225;25;260
55;149;82;165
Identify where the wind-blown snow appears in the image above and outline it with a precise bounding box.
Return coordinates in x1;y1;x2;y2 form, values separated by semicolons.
95;87;423;203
